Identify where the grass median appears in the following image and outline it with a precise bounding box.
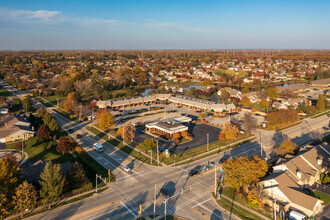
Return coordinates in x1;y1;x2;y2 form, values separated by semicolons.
86;126;160;166
53;108;80;122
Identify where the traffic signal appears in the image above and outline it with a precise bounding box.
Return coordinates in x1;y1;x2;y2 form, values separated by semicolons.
138;204;142;214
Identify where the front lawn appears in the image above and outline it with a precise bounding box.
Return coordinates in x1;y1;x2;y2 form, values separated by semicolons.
311;190;330;206
6;137;75;164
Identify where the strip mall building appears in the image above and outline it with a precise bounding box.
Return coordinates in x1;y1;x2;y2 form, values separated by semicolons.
96;94;236;115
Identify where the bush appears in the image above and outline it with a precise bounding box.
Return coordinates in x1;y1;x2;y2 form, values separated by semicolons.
71;182;93;195
47;142;52;150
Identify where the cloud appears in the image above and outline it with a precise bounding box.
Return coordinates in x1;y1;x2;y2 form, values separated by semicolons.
142;22;215;33
0;7;61;22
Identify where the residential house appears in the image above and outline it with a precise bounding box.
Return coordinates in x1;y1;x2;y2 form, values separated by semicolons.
259;144;329;217
0;115;35;143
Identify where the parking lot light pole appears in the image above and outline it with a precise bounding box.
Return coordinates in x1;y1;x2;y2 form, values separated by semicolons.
214;164;217;194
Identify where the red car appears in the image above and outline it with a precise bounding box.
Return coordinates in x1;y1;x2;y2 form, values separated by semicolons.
76;134;82;139
204;120;209;123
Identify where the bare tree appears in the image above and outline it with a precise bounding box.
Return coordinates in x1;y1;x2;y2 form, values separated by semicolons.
74;80;92;97
241;113;257;133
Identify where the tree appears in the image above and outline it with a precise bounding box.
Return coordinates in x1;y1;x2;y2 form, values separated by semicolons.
198;113;207;121
247;188;261;207
122;122;136;141
12;181;38;216
75;146;83;154
220;90;230;101
30;68;39;79
140;139;156;152
48;118;59;131
316;95;326;111
181;130;188;137
95;109;114;130
117;127;123;137
22;97;32;112
56;136;72;155
239;96;251;106
39;162;65;209
67;162;88;190
223;156;268;191
219;122;239;140
266;88;278;103
274;137;297;157
0;157;22;215
37;107;47;118
0;193;9;219
260;99;269;108
241;113;257;133
266;109;299;129
241;87;249;94
42;112;52;126
37;124;51;140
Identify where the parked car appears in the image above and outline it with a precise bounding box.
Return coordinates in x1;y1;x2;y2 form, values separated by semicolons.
204;120;209;123
123;165;131;172
327;113;330;117
68;129;74;133
76;134;82;139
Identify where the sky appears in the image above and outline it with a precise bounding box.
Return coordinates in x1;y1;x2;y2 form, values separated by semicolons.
0;0;329;50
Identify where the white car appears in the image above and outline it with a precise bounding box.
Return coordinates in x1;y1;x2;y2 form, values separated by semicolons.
123;166;131;172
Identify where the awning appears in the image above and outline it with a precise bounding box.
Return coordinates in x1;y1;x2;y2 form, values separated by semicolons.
211;109;215;113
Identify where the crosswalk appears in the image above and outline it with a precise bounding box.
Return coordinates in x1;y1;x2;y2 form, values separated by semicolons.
165;191;210;215
116;170;159;185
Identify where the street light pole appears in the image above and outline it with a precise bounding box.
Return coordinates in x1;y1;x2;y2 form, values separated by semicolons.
153;184;156;218
150;151;153;164
207;133;209;151
157;139;159;165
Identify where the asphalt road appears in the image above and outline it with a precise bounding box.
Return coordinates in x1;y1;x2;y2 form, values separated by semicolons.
1;79;329;220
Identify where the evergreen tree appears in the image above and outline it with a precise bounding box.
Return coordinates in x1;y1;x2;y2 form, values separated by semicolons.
39;162;65;209
316;95;325;111
67;162;88;190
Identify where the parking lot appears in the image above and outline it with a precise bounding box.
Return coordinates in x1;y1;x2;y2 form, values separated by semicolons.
132;122;221;154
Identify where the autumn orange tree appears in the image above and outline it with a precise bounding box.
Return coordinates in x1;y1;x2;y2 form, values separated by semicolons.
219;122;239;140
181;130;188;137
95;109;114;130
260;98;269;109
56;136;73;155
223;155;268;192
274;137;297;157
266;109;299;129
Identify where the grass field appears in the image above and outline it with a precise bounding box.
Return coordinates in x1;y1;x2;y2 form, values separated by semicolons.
53;108;80;122
6;137;75;164
221;187;272;218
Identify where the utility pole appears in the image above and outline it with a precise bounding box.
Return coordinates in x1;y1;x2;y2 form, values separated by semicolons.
215;164;217;194
57;98;59;108
79;105;82;121
21;137;24;154
153;184;156;218
157;139;159;165
164;199;167;220
273;198;276;220
150;150;153;164
95;174;102;193
92;108;94;120
207;133;209;151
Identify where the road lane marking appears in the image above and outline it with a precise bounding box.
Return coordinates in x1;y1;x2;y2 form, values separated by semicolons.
191;207;209;220
69;200;119;220
192;198;211;208
120;201;137;217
